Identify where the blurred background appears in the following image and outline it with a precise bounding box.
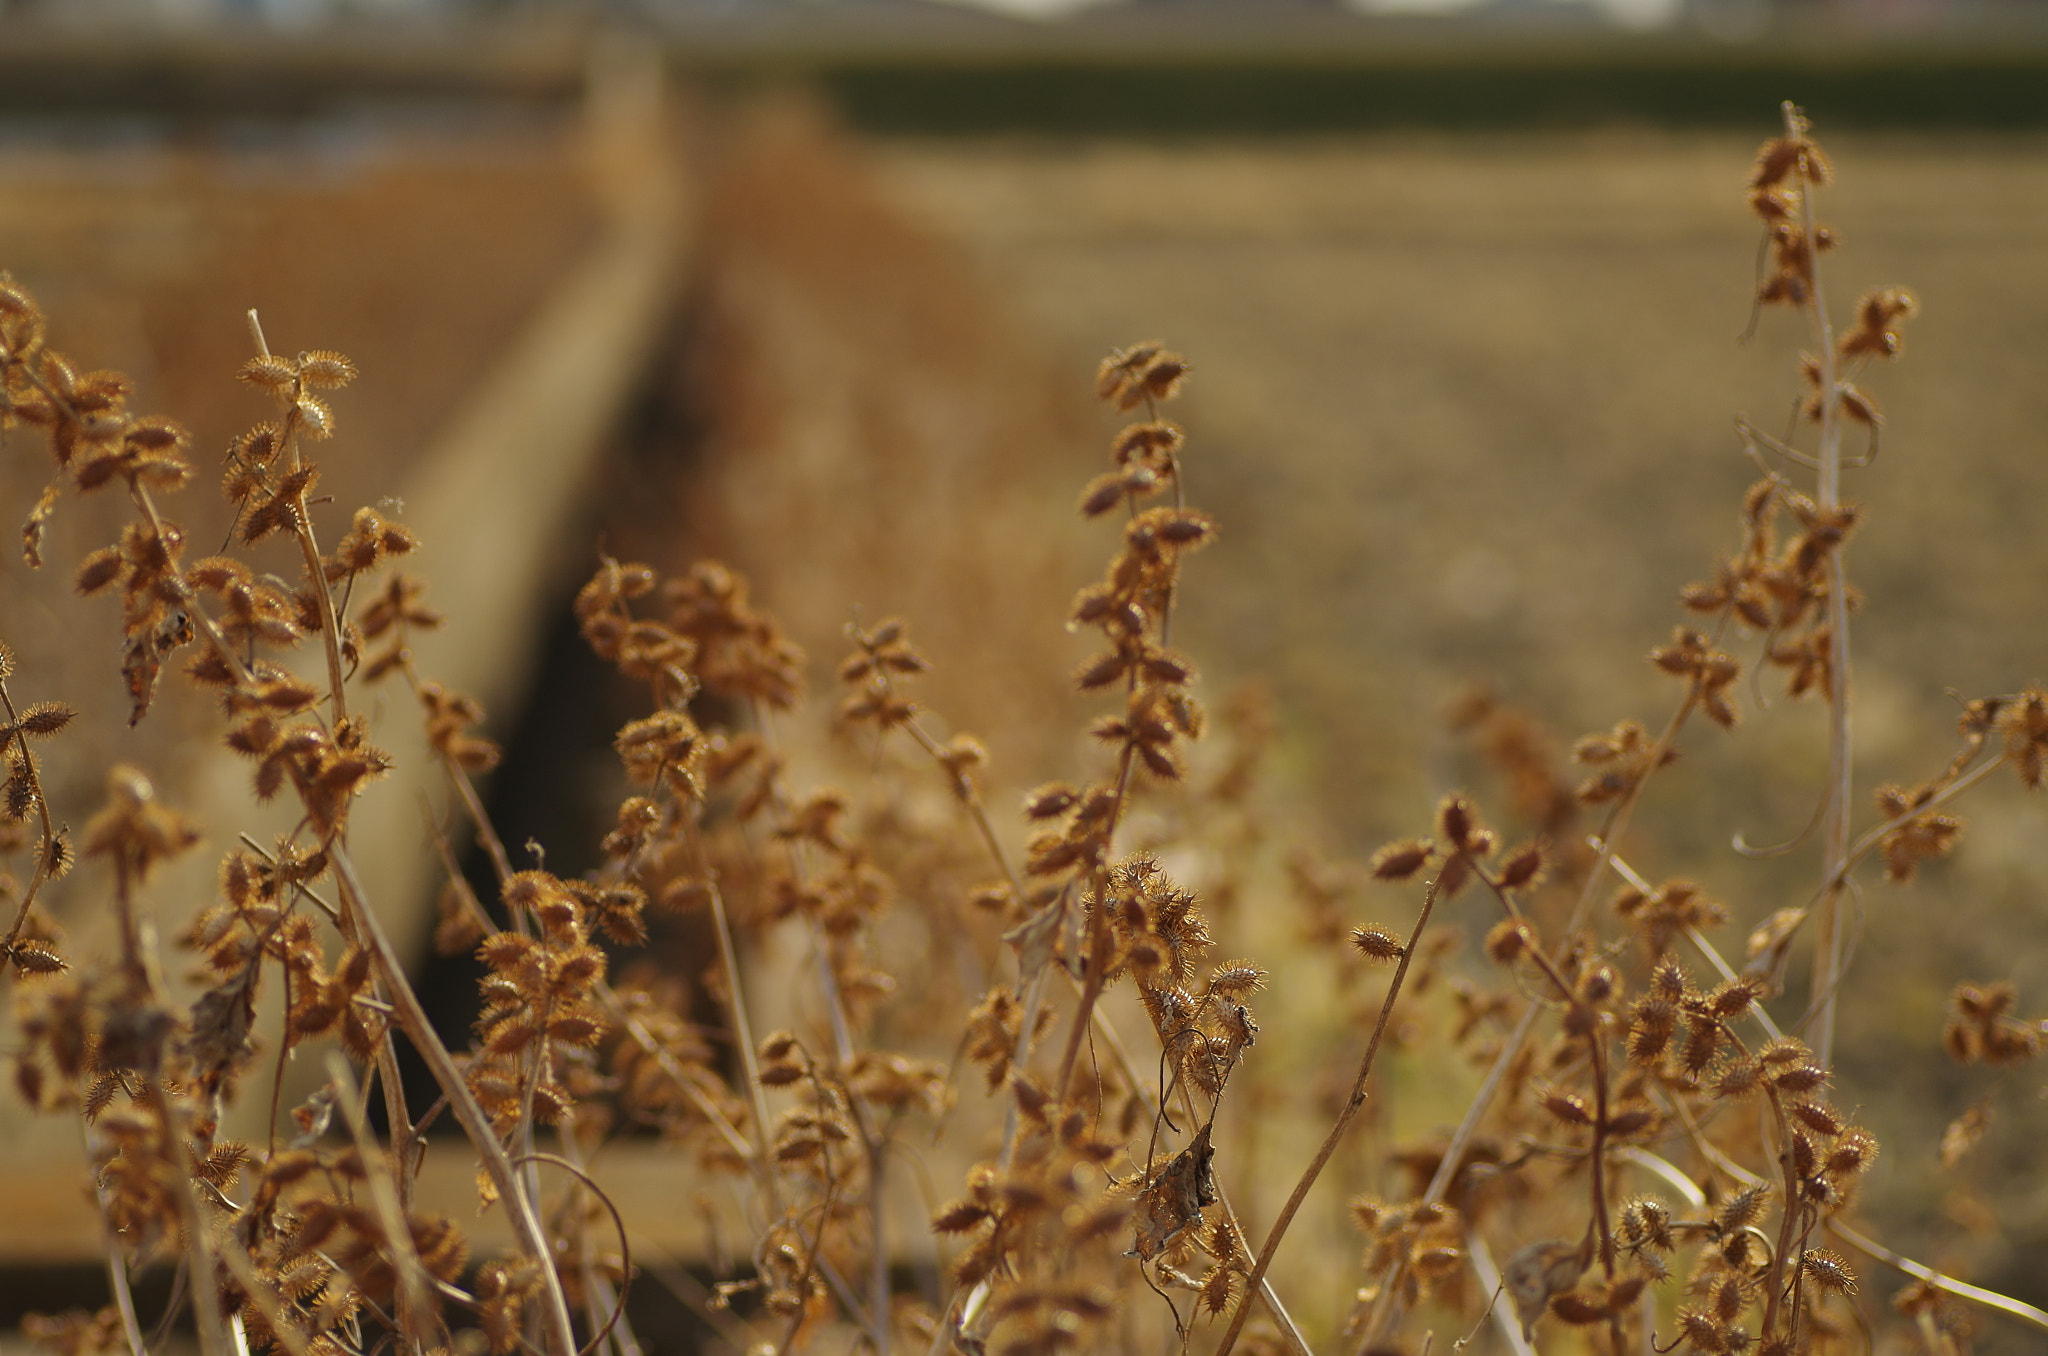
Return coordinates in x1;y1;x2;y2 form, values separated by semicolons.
5;0;2048;1348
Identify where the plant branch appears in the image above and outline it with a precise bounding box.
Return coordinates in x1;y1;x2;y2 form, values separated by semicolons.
1832;1218;2048;1335
1781;102;1854;1072
326;842;581;1356
1215;866;1442;1356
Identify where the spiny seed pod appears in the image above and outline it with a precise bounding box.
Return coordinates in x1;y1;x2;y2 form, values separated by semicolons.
1715;1184;1771;1235
1207;962;1265;998
18;703;75;736
1435;793;1496;856
1607;1275;1647;1310
1485;918;1533;965
1675;1308;1727;1353
1954;982;2016;1021
1771;1061;1828;1094
1140;353;1187;401
1437;793;1474;847
1497;840;1545;891
1789;1130;1818;1181
1759;1036;1812;1066
1827;1127;1878;1178
8;943;66;976
1799;1248;1857;1296
1078;473;1125;519
3;773;33;821
1714;1274;1746;1323
1352;927;1405;962
1023;783;1079;821
1708;978;1762;1019
1619;1198;1673;1252
1713;1058;1765;1100
239;354;297;392
1113;420;1181;463
1156;508;1214;546
1788;1100;1845;1137
1721;1229;1757;1270
41;832;70;880
1370;838;1433;881
1629;994;1676;1039
1412;1245;1463;1281
298;350;357;388
1540;1089;1593;1128
1683;1014;1724;1076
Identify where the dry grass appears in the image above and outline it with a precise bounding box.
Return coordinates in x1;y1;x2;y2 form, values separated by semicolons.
0;111;597;810
4;96;2048;1356
867;125;2048;1315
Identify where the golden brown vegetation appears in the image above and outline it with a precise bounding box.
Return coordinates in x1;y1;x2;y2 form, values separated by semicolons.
3;102;2047;1356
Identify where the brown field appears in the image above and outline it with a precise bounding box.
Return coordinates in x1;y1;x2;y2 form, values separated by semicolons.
868;129;2048;819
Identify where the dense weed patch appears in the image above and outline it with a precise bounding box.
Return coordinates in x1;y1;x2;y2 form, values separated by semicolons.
2;103;2043;1356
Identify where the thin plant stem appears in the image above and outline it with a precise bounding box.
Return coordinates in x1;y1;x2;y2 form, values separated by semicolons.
210;1231;315;1356
0;673;61;957
1358;688;1698;1352
895;713;1025;907
327;1053;436;1347
1585;1034;1625;1356
246;310;351;727
1464;1229;1538;1356
1215;867;1443;1356
1051;741;1139;1102
1831;1219;2048;1335
1084;987;1313;1356
424;754;760;1171
327;842;581;1356
82;1117;151;1356
1779;104;1854;1072
707;872;784;1210
747;699;893;1355
141;1077;233;1356
513;1150;638;1356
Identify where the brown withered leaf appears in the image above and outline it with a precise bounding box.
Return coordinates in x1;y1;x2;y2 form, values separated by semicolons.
1940;1096;1994;1170
1130;1123;1217;1261
20;478;59;568
189;976;257;1086
120;609;193;727
1742;905;1805;990
433;879;488;956
1503;1237;1588;1340
1002;896;1065;982
20;1309;123;1355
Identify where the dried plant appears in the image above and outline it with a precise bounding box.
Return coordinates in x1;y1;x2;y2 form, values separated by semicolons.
2;102;2046;1356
